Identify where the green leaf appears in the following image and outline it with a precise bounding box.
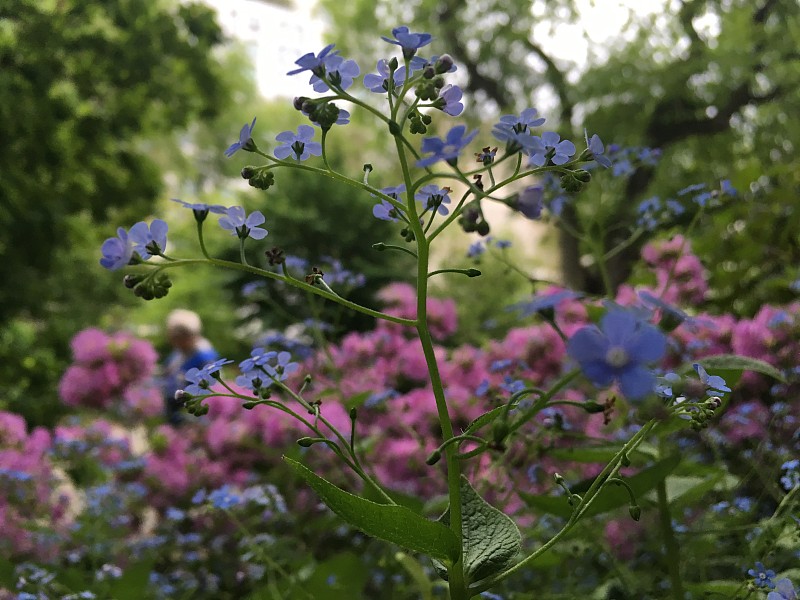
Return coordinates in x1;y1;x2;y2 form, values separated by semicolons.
520;455;681;519
285;457;459;564
697;354;786;383
439;477;522;584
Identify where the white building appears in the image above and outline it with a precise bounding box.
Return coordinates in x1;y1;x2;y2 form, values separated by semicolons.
201;0;326;99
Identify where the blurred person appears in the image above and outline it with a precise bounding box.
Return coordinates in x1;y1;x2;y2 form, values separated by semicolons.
161;309;219;426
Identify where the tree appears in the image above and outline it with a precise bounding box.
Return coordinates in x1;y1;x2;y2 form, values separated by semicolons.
0;0;229;424
319;0;800;311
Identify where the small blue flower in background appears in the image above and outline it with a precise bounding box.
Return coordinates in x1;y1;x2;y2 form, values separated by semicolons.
416;184;452;215
129;219;168;259
287;44;338;77
224;117;257;158
467;240;485;258
417;125;479;167
567;309;666;400
585;132;612;168
274;125;322;161
99;227;133;271
639;290;692;327
172;198;228;215
513;185;544;220
529;131;576;166
219;206;268;240
768;578;798;600
508;289;582;318
310;54;360;92
436;84;464;116
207;485;243;510
720;179;737;196
363;59;408;93
475;380;490;396
781;459;800;491
500;376;526;395
749;562;777;589
693;363;731;396
381;26;432;57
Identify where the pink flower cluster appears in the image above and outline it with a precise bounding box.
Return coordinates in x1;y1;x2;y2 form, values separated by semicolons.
0;412;70;560
58;328;158;411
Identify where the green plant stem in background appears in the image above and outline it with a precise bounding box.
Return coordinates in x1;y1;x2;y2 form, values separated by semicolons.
473;420;657;594
657;478;685;600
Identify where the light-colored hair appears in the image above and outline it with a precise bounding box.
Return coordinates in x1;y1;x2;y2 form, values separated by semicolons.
166;309;202;337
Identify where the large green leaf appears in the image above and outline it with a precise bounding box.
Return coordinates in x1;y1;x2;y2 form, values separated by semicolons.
285;457;459;564
697;354;786;383
520;455;681;519
438;477;522;584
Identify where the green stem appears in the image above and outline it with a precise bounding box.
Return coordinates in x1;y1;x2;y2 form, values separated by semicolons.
657;478;685;600
157;257;415;326
196;219;211;259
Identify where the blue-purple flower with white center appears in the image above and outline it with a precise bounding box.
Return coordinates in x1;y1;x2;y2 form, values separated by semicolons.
236;369;270;395
183;359;233;396
381;26;432;58
129;219;168;259
363;59;407;93
768;579;798;600
512;185;544;219
287;44;338;77
417;125;479;167
219;206;268;240
567;309;666;400
100;227;133;271
310;55;360;93
693;363;731;396
495;108;546;134
224;118;257;158
528;132;576;166
416;184;452;215
274;125;322;161
239;348;277;373
508;290;583;318
748;562;777;589
585;132;612;168
263;351;299;382
435;84;464;116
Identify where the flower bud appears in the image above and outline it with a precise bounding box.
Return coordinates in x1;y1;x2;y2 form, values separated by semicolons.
293;96;308;111
629;504;642;521
435;54;454;73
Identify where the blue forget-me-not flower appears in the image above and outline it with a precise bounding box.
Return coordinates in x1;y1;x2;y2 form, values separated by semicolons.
129;219;168;259
100;227;133;271
567;309;666;400
417;125;478;167
224;117;257;158
219;207;268;240
274;125;322;161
